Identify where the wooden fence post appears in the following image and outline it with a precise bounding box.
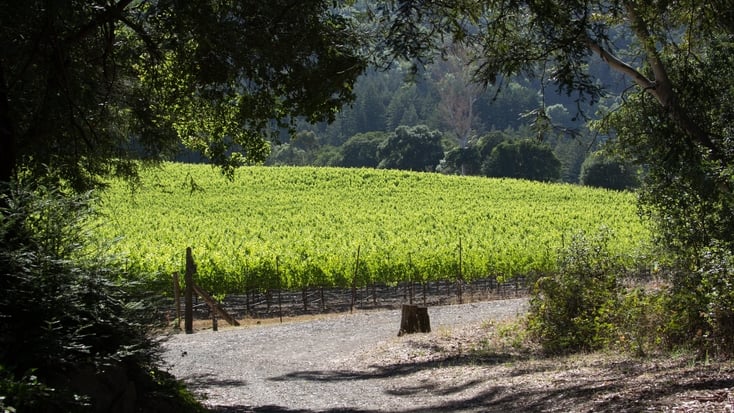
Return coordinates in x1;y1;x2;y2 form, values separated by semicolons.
457;237;464;304
351;245;360;313
277;257;283;323
185;247;195;334
192;284;240;327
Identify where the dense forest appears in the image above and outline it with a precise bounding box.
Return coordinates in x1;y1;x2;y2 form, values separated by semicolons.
167;26;635;189
197;62;636;188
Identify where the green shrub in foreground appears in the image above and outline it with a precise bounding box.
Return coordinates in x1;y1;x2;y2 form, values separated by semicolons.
0;182;204;412
699;246;734;356
527;229;622;354
526;227;734;358
615;287;669;356
662;245;734;358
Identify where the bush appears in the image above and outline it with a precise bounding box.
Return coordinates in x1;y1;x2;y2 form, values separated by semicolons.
615;287;669;356
689;245;734;356
527;229;621;354
527;228;704;357
0;181;203;412
636;247;734;358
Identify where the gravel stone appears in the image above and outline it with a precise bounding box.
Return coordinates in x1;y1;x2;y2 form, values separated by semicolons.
161;298;528;412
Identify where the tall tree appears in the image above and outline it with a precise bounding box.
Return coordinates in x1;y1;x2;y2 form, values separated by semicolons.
0;0;367;188
376;0;734;352
431;44;483;175
475;81;540;131
375;1;733;172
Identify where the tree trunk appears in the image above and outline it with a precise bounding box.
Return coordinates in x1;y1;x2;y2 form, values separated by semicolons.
587;6;728;167
398;304;431;336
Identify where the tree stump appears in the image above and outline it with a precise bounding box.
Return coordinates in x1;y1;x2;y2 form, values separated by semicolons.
398;304;431;336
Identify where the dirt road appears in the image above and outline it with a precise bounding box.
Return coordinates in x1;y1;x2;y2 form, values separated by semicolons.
162;298;528;412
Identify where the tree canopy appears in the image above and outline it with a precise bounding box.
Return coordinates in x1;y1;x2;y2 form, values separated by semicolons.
339;131;389;168
483;139;561;182
377;125;444;171
376;1;733;168
579;152;639;191
0;0;368;188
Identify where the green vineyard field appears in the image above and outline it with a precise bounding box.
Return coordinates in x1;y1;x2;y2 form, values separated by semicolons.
97;163;651;295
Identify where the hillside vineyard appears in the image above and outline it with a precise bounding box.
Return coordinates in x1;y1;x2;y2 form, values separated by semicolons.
98;164;650;294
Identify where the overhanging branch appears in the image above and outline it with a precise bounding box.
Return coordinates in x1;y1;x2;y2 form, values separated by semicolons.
65;0;134;45
584;34;655;94
585;16;728;167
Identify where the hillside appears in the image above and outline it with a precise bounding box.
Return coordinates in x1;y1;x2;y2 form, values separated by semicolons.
97;163;650;294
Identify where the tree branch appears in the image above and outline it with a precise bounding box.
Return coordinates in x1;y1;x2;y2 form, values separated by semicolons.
624;3;675;108
119;15;162;60
65;0;134;45
589;2;729;165
584;35;654;93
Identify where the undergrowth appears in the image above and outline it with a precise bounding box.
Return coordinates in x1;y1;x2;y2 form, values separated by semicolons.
0;180;205;412
526;228;734;359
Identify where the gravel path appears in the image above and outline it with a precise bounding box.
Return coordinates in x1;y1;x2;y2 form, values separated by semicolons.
161;298;528;412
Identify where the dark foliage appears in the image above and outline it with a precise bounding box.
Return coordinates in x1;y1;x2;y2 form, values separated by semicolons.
482;139;561;182
439;146;482;175
0;0;367;188
0;181;201;412
339;132;389;168
579;152;639;190
377;125;445;171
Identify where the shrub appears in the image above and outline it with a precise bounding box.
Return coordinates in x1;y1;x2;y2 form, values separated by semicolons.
694;245;734;356
615;287;669;356
0;181;203;412
637;246;734;358
527;229;621;354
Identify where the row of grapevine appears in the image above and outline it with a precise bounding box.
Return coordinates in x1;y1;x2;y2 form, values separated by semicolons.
96;163;651;295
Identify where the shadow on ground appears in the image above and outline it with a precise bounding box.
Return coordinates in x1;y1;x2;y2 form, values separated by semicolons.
180;373;248;391
269;350;524;383
255;350;734;413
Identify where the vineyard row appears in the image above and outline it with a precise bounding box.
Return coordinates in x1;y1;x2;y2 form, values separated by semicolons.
98;164;652;295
